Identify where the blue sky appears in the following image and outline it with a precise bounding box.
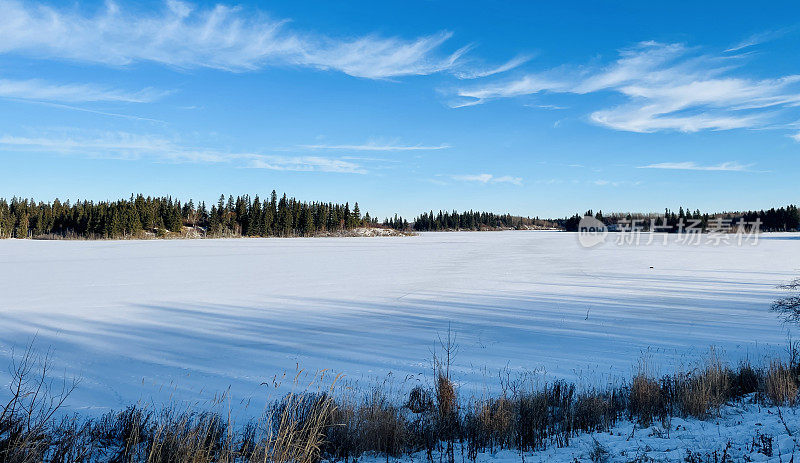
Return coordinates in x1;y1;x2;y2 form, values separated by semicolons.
1;0;799;219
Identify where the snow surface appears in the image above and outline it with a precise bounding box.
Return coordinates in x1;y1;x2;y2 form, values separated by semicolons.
0;231;798;415
350;399;800;462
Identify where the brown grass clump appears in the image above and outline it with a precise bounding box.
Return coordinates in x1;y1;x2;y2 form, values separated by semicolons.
262;392;336;463
356;390;409;457
465;396;514;452
483;396;514;443
764;361;798;406
144;412;232;462
573;391;616;433
433;372;460;463
436;374;457;423
679;354;731;419
629;373;662;427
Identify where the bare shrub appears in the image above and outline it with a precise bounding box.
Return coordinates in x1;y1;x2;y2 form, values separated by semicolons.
729;361;761;397
772;278;800;324
405;385;437;459
406;386;433;415
0;343;77;463
433;324;461;463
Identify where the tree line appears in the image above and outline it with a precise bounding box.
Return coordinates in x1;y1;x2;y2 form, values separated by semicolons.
404;210;555;231
0;193;378;239
2;194;798;239
562;205;800;232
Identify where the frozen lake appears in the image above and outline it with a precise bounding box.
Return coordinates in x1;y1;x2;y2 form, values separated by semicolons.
1;231;798;415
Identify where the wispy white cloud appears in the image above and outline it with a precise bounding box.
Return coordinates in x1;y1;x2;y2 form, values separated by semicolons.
340;156;401;163
302;32;469;79
592;179;613;186
23;100;167;123
0;0;465;79
298;142;450;151
590;109;765;133
535;178;564;185
453;41;800;134
455;54;533;79
591;179;642;187
248;156;365;173
637;161;753;172
451;75;569;107
526;104;567;110
790;132;800;142
0;132;222;162
0;130;366;173
449;173;522;185
0;78;164;103
725;28;793;52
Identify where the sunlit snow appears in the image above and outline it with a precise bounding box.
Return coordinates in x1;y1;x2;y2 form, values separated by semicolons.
1;231;797;415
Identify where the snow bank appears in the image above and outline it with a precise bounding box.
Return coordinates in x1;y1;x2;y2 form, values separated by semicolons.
349;399;800;462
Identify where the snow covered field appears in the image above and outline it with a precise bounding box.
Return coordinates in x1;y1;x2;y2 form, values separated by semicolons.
0;231;798;415
355;399;800;462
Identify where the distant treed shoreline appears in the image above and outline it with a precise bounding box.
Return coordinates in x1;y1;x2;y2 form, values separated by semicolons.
0;193;378;239
0;194;797;239
561;206;800;233
389;210;558;232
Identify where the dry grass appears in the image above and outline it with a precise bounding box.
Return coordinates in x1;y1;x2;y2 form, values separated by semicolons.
3;344;800;462
0;351;340;463
435;374;458;427
573;391;617;433
262;392;335;463
464;396;514;453
679;353;731;419
355;390;410;457
764;361;798;406
629;373;662;427
324;386;426;460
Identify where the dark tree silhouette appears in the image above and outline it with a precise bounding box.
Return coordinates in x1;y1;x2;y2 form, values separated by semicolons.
0;192;376;239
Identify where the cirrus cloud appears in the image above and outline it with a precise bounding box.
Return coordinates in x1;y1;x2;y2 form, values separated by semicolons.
298;142;451;151
453;41;800;135
449;173;522;185
0;0;467;79
637;161;754;172
0;130;367;173
0;78;164;103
